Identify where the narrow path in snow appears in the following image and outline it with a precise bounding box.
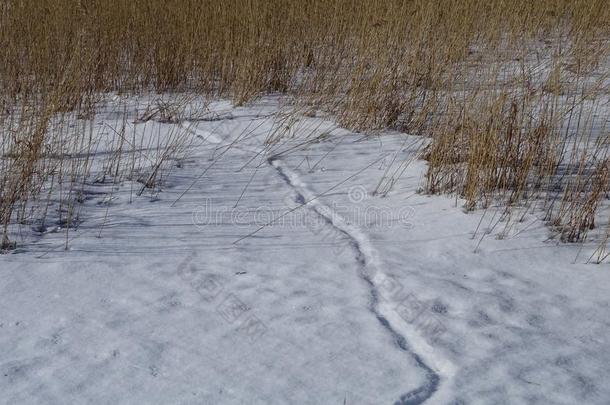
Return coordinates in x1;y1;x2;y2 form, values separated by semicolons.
182;116;446;404
268;156;441;405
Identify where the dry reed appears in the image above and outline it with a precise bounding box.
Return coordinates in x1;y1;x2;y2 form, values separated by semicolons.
1;0;609;257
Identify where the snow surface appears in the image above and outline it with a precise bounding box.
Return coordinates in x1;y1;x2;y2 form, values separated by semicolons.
1;96;610;404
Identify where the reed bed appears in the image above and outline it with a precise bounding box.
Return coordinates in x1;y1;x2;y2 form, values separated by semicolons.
1;0;609;259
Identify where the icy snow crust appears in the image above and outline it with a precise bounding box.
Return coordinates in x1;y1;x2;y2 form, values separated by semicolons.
1;96;610;404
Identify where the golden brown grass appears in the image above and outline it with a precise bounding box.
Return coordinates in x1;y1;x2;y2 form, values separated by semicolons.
1;0;609;256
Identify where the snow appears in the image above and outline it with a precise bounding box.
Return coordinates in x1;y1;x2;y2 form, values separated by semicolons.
1;96;610;404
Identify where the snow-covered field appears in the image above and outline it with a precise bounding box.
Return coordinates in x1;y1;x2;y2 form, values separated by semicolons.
2;97;610;404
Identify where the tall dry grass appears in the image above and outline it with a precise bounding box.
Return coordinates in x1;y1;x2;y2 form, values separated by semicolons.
1;0;609;257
